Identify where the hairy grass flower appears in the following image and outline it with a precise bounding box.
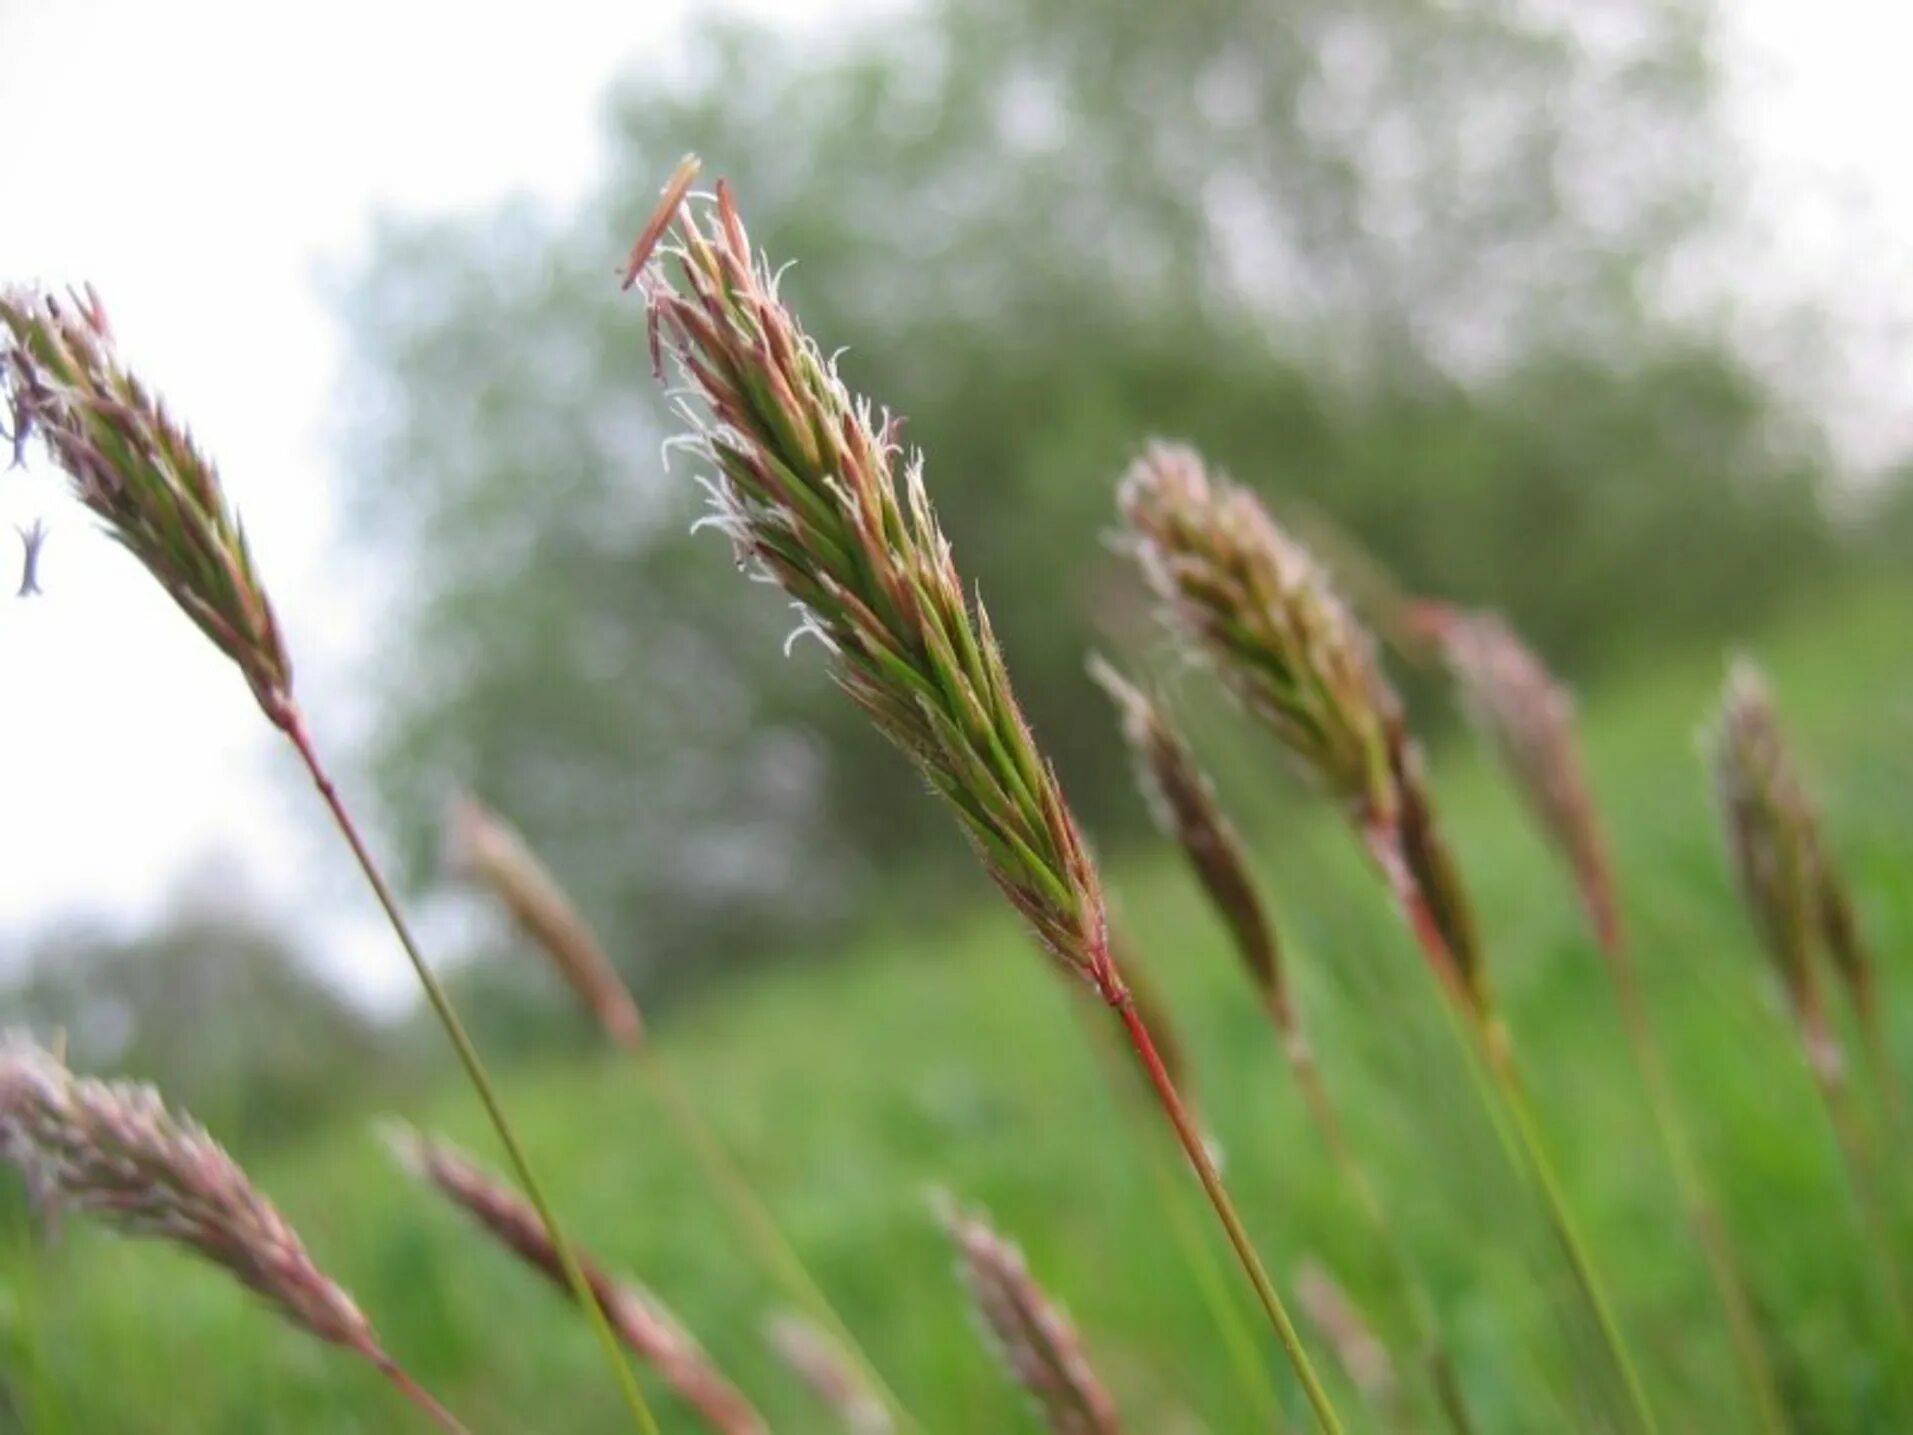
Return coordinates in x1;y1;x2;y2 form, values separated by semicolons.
1;287;294;724
1419;603;1621;952
1119;443;1485;1012
624;162;1106;991
1709;661;1836;1077
391;1127;765;1435
0;1036;464;1431
447;795;644;1047
938;1198;1122;1435
1089;657;1290;1027
765;1312;894;1434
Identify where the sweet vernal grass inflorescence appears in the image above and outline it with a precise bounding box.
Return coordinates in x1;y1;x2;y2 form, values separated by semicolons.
939;1198;1124;1435
0;1036;465;1432
1419;603;1622;953
627;160;1343;1432
447;794;645;1048
1088;657;1291;1026
0;287;294;723
624;161;1108;994
1710;662;1842;1078
391;1128;765;1435
1118;443;1486;1014
1;283;659;1431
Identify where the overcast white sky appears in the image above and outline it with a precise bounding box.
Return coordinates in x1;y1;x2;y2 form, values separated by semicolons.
0;0;1906;1009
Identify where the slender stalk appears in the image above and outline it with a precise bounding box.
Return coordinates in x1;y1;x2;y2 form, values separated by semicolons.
363;1345;473;1435
1598;941;1789;1434
1807;1055;1913;1333
633;1044;922;1435
281;715;659;1435
1067;993;1287;1430
1364;822;1656;1434
1107;979;1345;1434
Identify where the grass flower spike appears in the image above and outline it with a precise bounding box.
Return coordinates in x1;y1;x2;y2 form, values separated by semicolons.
939;1198;1123;1435
1420;604;1621;952
391;1128;765;1435
627;160;1342;1431
447;795;645;1047
1088;657;1289;1025
0;287;293;722
765;1313;894;1434
1119;442;1395;833
1710;662;1836;1077
1119;443;1485;1012
625;162;1105;991
0;1036;464;1432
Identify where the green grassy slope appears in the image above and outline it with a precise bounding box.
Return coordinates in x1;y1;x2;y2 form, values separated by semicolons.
5;581;1910;1433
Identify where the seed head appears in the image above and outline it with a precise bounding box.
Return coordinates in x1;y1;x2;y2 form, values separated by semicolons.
391;1126;764;1435
938;1197;1123;1435
0;1034;372;1351
1709;662;1838;1074
1295;1259;1398;1408
1119;443;1396;831
1422;604;1621;952
1089;656;1289;1023
628;163;1109;989
765;1311;894;1434
1121;444;1486;1008
0;286;294;724
445;795;644;1048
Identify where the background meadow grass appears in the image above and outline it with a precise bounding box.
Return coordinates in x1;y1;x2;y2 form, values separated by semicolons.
3;579;1908;1432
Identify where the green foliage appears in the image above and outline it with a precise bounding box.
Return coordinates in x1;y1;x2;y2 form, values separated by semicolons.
337;0;1844;1002
9;581;1910;1431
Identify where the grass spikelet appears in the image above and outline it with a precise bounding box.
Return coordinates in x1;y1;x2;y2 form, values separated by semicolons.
629;162;1104;988
447;795;644;1047
0;287;293;722
1119;442;1396;834
1419;604;1621;952
1088;656;1289;1024
1709;662;1838;1080
937;1197;1123;1435
1709;662;1910;1332
1118;443;1485;1013
0;1035;465;1432
390;1127;765;1435
764;1312;894;1434
1295;1260;1400;1415
627;163;1343;1431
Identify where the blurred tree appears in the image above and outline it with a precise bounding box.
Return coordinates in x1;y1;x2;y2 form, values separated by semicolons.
337;0;1839;1003
1;885;393;1147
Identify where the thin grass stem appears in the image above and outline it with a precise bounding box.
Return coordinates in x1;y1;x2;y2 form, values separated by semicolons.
1108;981;1345;1434
281;715;659;1435
1366;824;1657;1435
362;1345;473;1435
1067;992;1287;1430
1598;941;1790;1435
1282;1028;1474;1435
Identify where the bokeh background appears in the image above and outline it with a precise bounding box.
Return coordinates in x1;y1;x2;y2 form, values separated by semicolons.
1;0;1910;1429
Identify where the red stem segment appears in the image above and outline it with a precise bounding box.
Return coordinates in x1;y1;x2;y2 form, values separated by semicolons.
1101;966;1345;1434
